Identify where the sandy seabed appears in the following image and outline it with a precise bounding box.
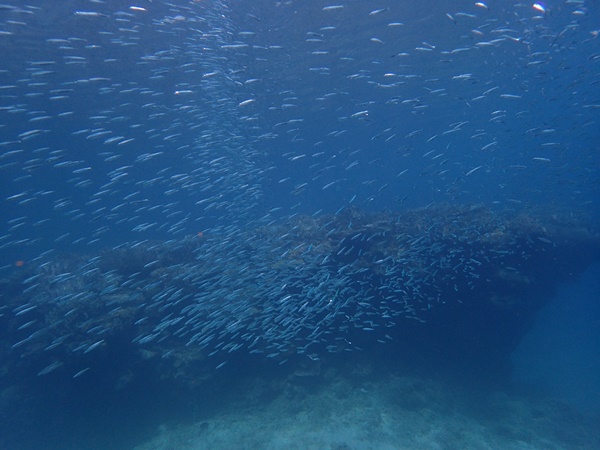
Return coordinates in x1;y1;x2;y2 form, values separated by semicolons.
133;370;599;450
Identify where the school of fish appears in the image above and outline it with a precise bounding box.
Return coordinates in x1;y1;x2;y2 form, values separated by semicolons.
0;0;598;377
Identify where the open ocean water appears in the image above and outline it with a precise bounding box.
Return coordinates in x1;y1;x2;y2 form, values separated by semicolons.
1;1;599;449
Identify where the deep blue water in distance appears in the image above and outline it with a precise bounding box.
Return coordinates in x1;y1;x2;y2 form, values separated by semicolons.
513;263;600;415
1;0;599;448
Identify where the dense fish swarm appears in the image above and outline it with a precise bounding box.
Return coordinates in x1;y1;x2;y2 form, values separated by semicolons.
0;1;598;448
1;204;598;383
0;0;598;261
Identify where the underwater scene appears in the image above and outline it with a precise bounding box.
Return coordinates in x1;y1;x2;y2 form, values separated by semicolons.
1;1;599;449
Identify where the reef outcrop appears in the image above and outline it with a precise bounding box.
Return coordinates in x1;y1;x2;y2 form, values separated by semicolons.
1;204;599;387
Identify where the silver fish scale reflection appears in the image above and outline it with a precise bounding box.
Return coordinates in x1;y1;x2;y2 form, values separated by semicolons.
0;0;597;261
0;0;264;255
3;204;599;378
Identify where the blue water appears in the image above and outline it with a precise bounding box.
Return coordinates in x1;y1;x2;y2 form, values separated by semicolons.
513;263;600;415
1;1;599;448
